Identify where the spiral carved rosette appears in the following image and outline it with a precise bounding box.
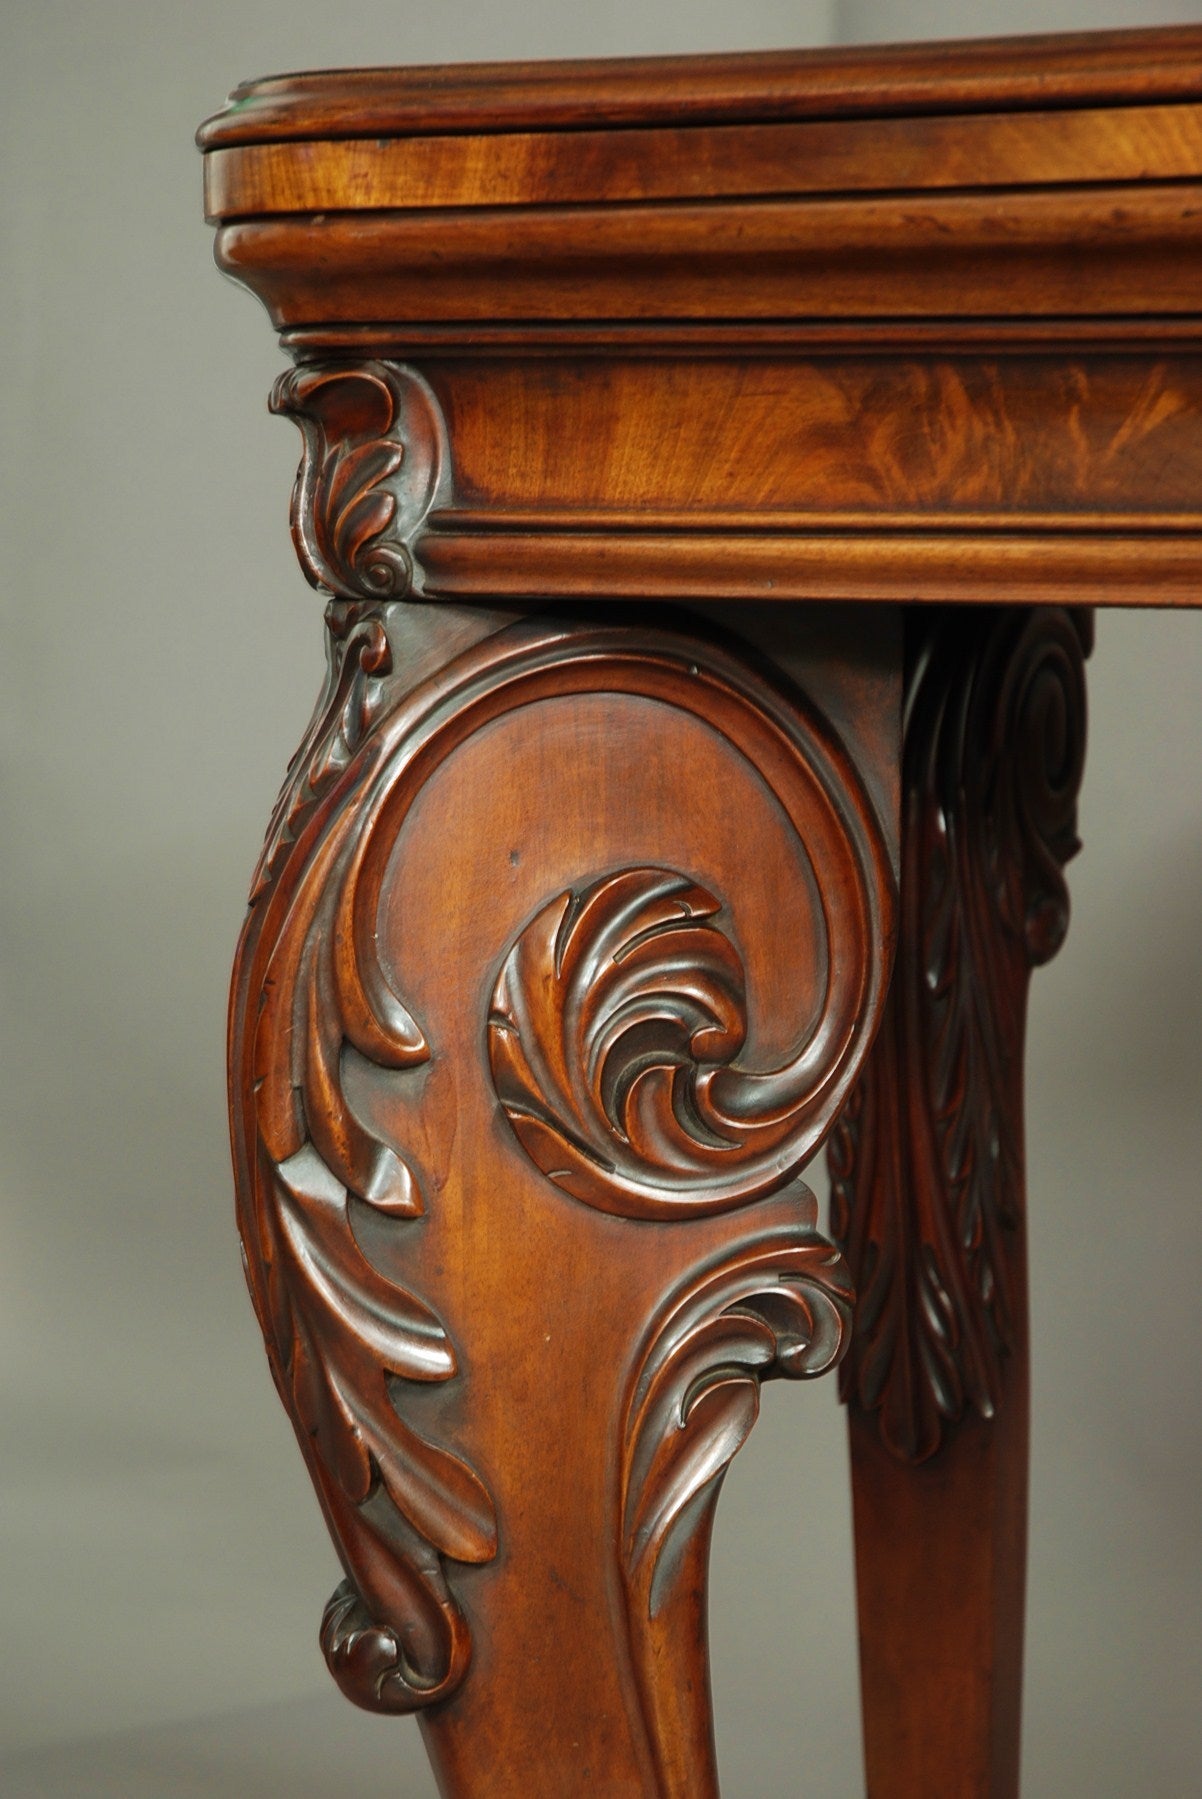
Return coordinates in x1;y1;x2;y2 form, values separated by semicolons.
829;605;1090;1463
488;711;894;1220
270;360;450;600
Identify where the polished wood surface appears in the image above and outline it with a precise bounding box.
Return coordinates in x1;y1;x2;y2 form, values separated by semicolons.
200;26;1185;1797
205;103;1202;215
197;27;1202;144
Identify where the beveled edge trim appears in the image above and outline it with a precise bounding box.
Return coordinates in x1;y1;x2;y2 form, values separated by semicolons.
280;318;1202;357
210;189;1202;330
197;26;1202;149
437;507;1202;534
417;527;1202;606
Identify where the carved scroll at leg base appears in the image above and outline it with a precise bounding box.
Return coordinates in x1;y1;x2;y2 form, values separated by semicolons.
829;604;1090;1799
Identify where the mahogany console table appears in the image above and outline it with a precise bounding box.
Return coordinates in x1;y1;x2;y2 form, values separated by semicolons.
199;28;1202;1796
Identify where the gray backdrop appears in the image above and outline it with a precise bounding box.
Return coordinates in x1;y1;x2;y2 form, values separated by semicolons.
3;2;1200;1794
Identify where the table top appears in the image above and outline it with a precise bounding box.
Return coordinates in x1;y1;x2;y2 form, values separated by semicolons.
199;28;1202;611
200;27;1202;334
199;26;1202;142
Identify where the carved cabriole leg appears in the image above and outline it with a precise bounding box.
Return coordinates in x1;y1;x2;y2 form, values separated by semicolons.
828;605;1091;1799
228;361;901;1796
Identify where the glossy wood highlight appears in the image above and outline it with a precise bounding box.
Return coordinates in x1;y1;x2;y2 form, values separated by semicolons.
214;187;1202;329
228;592;899;1795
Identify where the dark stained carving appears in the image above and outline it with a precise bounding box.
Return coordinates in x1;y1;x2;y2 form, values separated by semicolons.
270;360;450;600
618;1206;853;1798
829;606;1090;1463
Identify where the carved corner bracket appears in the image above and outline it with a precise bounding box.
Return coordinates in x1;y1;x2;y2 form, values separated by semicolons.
829;605;1091;1464
270;360;451;600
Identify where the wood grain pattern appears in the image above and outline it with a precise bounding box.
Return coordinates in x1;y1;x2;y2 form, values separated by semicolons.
205;102;1202;217
262;351;1202;608
425;355;1202;519
201;31;1202;607
214;187;1202;329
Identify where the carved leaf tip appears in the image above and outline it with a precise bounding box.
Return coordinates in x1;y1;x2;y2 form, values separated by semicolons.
622;1229;853;1632
359;1143;424;1217
269;360;448;601
373;1427;498;1566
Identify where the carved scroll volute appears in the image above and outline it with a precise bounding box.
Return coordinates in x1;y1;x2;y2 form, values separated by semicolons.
270;360;450;600
829;605;1090;1464
487;675;896;1220
230;588;898;1783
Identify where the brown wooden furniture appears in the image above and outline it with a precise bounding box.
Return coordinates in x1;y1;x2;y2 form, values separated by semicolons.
199;28;1200;1796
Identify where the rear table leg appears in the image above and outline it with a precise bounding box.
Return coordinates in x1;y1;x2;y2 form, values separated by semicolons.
830;604;1090;1798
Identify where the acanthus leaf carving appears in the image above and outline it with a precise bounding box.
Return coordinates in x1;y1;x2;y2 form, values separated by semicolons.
231;600;499;1714
489;868;749;1209
250;600;395;903
829;605;1090;1463
618;1208;854;1797
270;360;450;602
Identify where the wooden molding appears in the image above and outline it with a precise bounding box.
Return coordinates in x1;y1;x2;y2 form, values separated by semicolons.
197;28;1202;146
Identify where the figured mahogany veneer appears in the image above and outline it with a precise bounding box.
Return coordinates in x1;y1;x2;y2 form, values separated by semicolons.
201;26;1188;1798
